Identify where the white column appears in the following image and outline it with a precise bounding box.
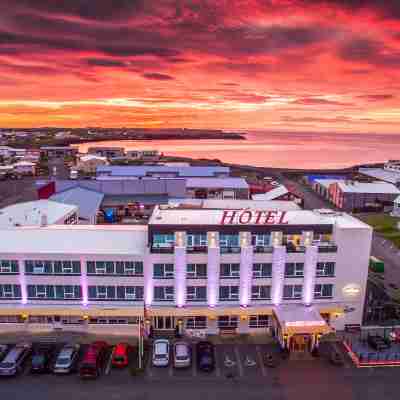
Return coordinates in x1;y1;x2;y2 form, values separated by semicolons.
80;256;88;306
239;232;253;307
174;231;187;307
271;246;286;305
18;258;27;304
144;250;153;307
302;245;318;305
207;232;220;307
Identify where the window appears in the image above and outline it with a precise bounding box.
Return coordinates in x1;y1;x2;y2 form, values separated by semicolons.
316;262;335;277
219;286;239;301
186;316;207;329
0;260;18;274
120;261;143;276
187;264;207;279
154;286;174;301
252;263;272;278
27;285;81;300
88;286;112;300
117;286;144;301
283;285;303;299
251;285;271;300
25;260;80;275
0;284;21;299
314;284;333;299
218;315;238;328
284;263;304;277
187;286;207;302
153;233;175;248
252;234;271;246
153;263;174;279
219;234;239;248
87;261;143;276
187;233;207;247
0;315;24;323
220;263;240;278
249;315;270;328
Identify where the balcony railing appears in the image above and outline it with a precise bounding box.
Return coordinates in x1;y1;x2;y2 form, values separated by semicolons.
317;243;338;253
285;244;306;253
253;245;274;254
150;246;174;254
186;246;208;254
220;246;241;254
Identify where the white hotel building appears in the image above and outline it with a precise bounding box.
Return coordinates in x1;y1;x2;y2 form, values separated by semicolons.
0;205;372;351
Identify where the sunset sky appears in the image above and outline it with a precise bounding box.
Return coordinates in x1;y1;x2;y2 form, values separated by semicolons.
1;0;400;132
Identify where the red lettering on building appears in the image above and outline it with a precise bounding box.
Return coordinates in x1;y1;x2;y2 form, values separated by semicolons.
238;210;252;224
220;210;238;225
254;210;266;224
264;211;276;224
278;211;289;225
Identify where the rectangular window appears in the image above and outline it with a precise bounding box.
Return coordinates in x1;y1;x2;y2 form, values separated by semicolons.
154;286;174;301
251;285;271;300
316;262;335;277
218;315;238;328
220;263;240;278
116;286;144;301
219;234;240;248
284;263;304;277
87;261;142;276
219;286;239;301
252;263;272;278
25;260;80;275
153;233;175;248
0;260;18;274
153;263;174;279
314;284;333;299
95;261;106;274
0;284;21;299
249;315;270;328
186;316;207;329
187;286;207;302
283;284;303;299
187;233;207;247
252;234;271;246
187;264;207;279
27;285;55;299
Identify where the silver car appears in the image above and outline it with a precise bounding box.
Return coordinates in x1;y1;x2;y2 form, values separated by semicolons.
53;343;80;374
173;341;191;369
0;342;31;376
152;339;169;367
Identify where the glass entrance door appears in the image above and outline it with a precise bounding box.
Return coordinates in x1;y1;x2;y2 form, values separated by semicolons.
154;316;174;330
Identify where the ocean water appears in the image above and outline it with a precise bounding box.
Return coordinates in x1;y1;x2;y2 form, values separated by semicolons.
77;131;400;169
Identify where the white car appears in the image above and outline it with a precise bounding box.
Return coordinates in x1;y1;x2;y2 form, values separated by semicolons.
0;342;31;376
152;339;169;367
53;343;80;374
173;341;191;369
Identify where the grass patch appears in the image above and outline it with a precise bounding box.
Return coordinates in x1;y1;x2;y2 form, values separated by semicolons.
358;213;400;248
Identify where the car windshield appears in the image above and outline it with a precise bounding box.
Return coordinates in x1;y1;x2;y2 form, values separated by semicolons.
57;357;70;365
155;343;168;355
32;355;44;364
0;362;14;369
175;345;188;359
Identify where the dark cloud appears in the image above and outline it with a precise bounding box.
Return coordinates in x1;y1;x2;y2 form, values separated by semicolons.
142;72;175;81
99;45;180;58
293;97;351;106
358;94;395;101
86;58;127;67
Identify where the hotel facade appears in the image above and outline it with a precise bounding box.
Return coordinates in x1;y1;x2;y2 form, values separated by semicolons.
0;206;372;351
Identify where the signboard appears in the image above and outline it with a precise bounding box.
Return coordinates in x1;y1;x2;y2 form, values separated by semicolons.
220;209;288;225
342;284;361;298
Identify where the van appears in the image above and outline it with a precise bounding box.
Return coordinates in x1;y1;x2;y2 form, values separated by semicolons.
79;341;108;379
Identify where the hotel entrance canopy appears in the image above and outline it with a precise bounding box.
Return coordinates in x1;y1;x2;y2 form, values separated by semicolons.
274;305;331;335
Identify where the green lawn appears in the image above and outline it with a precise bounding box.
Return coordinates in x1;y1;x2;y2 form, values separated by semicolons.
359;213;400;247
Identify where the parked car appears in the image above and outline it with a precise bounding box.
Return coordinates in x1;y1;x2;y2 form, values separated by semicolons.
53;343;80;374
367;335;390;351
173;341;191;369
112;343;132;368
152;339;170;367
0;345;10;362
30;344;55;374
79;341;109;379
196;341;215;372
0;342;32;376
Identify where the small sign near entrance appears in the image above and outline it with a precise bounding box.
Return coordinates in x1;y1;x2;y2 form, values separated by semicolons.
220;210;289;225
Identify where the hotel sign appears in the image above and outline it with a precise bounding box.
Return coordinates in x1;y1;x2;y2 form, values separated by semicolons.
220;209;289;225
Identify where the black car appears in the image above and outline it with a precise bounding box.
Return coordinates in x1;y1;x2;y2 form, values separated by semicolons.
30;345;55;374
196;341;215;372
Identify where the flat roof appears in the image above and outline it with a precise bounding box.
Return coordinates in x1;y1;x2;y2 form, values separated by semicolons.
149;206;369;229
186;177;248;189
50;187;104;222
168;199;301;211
0;224;147;255
359;168;400;185
96;165;230;178
252;185;288;200
0;200;77;227
337;181;400;194
274;305;327;327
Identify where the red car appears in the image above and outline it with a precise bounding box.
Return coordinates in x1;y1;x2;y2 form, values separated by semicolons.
112;343;132;368
79;341;109;379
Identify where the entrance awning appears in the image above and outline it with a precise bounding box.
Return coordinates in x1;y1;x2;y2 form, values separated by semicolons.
274;305;332;335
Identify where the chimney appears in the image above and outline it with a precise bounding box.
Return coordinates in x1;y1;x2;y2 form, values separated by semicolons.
40;214;48;227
